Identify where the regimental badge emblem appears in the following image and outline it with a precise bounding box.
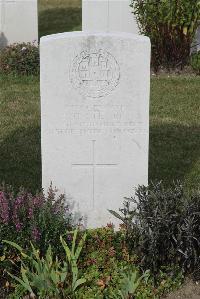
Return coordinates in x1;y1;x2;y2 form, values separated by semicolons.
70;49;120;98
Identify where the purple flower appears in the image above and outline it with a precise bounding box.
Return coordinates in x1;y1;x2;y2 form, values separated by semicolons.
28;207;33;219
12;196;25;230
15;196;23;205
0;192;9;224
67;234;73;242
15;222;22;231
32;227;41;241
33;196;44;208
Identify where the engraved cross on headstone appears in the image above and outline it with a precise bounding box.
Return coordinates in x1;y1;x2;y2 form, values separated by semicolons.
72;140;118;207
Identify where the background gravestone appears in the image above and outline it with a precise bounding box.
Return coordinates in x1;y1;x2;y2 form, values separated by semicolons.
41;32;150;228
0;0;38;48
195;26;200;52
82;0;139;34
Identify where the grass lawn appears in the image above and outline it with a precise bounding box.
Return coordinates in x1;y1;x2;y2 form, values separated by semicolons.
0;75;41;193
0;0;199;192
0;75;200;193
38;0;82;38
150;76;200;188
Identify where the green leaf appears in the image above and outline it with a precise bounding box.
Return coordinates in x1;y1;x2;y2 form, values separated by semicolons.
72;229;78;257
50;270;59;285
73;278;86;292
3;240;28;259
60;271;68;283
108;210;125;222
30;242;40;261
74;232;87;261
60;236;72;263
7;270;33;294
183;26;188;35
21;267;32;290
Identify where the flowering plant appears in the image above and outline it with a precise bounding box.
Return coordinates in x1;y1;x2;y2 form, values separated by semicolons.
0;184;74;254
0;42;39;75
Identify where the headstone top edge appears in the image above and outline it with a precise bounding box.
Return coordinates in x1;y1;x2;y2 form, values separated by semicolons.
0;0;37;2
40;31;150;44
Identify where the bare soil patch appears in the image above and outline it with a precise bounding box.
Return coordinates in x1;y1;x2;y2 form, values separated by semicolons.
163;279;200;299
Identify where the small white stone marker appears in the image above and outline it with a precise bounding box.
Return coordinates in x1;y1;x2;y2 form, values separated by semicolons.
0;0;38;48
82;0;139;34
41;32;150;228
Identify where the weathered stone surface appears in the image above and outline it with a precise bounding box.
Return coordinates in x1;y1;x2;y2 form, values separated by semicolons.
41;32;150;228
0;0;38;48
82;0;139;34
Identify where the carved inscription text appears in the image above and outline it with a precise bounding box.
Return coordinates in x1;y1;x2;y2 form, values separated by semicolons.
56;104;145;136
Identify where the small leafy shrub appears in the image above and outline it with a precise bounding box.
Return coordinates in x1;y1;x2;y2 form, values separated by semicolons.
4;229;86;298
76;226;155;298
190;51;200;75
110;182;200;276
76;226;182;298
0;42;39;75
1;225;183;299
77;226;132;298
154;267;183;296
131;0;200;70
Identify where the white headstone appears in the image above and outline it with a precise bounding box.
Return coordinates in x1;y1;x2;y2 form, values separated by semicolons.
82;0;139;34
41;32;150;228
196;26;200;52
0;0;38;48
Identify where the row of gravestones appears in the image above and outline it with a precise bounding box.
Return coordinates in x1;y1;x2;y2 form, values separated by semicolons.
0;0;199;50
0;0;139;47
0;0;197;228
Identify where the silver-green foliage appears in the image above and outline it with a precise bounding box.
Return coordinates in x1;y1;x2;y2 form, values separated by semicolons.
4;229;86;299
60;229;87;293
112;267;150;299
